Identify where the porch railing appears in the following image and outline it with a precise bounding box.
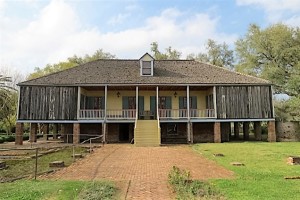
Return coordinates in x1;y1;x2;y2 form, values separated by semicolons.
79;109;105;119
106;109;136;119
79;109;215;119
159;109;188;119
159;109;215;119
190;109;215;118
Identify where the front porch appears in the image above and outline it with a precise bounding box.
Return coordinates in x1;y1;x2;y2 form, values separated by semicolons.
78;85;216;121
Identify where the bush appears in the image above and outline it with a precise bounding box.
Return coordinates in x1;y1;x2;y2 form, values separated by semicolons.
168;166;223;200
0;137;4;144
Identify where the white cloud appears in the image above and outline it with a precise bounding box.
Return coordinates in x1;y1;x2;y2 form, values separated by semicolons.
0;0;237;74
236;0;300;25
108;13;130;26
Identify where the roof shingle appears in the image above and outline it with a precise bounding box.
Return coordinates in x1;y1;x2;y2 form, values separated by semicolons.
19;59;269;86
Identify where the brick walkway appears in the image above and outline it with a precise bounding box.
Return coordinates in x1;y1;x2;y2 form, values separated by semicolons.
43;144;233;199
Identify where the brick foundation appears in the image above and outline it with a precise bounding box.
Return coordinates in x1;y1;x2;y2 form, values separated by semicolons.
268;121;276;142
73;123;80;144
214;122;221;143
29;123;37;142
42;124;49;140
243;122;249;140
15;123;24;145
254;122;262;141
234;122;239;139
221;122;230;142
53;124;58;139
193;123;214;143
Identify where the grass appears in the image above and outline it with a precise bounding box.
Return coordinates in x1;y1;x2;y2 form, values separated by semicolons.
193;142;300;200
0;146;86;181
0;180;116;200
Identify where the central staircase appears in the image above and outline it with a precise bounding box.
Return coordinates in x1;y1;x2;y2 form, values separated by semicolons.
134;120;160;147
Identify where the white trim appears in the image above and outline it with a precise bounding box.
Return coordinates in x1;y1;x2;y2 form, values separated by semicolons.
271;86;275;118
136;86;138;119
77;86;81;119
104;85;107;121
213;86;217;118
16;87;21;120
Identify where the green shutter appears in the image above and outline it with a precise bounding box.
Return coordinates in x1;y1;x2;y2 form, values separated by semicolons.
166;96;172;109
138;96;144;112
179;96;184;109
101;96;105;109
191;96;197;109
122;96;129;109
150;96;156;116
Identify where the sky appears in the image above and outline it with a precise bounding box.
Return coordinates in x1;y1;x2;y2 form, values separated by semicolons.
0;0;300;75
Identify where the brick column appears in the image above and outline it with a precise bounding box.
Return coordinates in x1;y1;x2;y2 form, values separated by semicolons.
53;124;58;139
221;122;230;142
73;123;80;144
243;122;250;140
254;122;262;141
214;122;221;143
234;122;239;139
190;122;194;144
15;123;24;145
268;121;276;142
42;124;49;140
29;123;37;142
61;124;65;142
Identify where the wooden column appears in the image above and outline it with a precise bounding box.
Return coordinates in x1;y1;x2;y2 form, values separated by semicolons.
187;122;191;143
234;122;239;139
268;121;276;142
243;122;250;140
254;122;262;141
61;124;65;142
15;122;24;145
214;122;221;143
190;122;193;144
187;86;190;142
102;122;107;143
53;124;58;139
29;123;37;142
42;124;49;140
73;123;80;144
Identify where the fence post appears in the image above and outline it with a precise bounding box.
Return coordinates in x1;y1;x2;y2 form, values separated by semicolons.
34;148;38;180
90;139;92;153
72;145;75;162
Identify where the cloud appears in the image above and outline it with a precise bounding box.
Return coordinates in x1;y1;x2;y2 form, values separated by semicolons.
108;13;130;26
236;0;300;25
0;0;237;74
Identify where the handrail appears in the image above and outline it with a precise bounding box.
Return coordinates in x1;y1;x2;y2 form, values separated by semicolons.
81;134;104;153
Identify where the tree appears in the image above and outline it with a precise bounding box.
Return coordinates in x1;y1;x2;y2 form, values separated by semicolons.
187;39;234;69
235;23;300;121
235;23;300;96
150;42;181;60
28;49;116;79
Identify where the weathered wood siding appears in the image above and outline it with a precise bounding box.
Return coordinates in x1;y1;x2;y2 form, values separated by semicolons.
18;86;78;120
216;86;273;119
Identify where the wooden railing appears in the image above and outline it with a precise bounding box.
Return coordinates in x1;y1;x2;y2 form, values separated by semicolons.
159;109;188;119
79;109;105;119
159;109;215;119
79;109;215;119
190;109;215;118
106;109;136;119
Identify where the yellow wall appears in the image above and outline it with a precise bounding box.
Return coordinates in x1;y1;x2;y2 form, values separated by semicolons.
141;53;153;61
80;87;211;110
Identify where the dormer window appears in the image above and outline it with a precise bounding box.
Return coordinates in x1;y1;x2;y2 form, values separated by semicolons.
140;53;154;76
142;61;151;75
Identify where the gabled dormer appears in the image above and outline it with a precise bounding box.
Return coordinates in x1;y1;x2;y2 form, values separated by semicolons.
139;53;154;76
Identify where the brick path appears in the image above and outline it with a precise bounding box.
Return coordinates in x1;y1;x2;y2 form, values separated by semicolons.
43;144;233;199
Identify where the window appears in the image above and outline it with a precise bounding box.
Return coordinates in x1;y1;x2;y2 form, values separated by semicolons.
142;61;152;75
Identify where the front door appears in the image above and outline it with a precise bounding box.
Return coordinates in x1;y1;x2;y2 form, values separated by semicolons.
119;124;129;142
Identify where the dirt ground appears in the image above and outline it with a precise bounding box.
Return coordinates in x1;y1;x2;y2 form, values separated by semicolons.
39;144;234;200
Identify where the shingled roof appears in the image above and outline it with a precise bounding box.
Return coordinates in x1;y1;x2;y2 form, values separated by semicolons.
19;59;269;86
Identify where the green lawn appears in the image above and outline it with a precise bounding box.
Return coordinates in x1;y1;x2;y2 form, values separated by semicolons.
0;180;116;200
0;146;86;181
193;142;300;200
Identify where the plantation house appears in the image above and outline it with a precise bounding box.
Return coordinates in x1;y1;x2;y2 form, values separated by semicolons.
15;53;276;146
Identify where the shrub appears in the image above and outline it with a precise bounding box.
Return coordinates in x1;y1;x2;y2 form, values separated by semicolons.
0;137;4;144
168;166;223;200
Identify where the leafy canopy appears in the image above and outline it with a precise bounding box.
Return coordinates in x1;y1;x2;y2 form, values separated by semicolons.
28;49;116;80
